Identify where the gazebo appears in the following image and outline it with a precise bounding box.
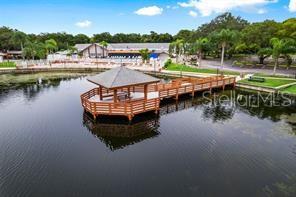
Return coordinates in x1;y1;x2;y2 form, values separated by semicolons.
81;66;161;121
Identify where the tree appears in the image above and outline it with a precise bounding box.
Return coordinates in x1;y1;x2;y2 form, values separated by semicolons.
12;31;27;59
216;29;237;69
23;41;37;60
99;41;108;58
45;39;58;55
241;20;280;64
174;30;194;42
195;12;248;38
35;42;47;59
12;31;27;50
257;48;272;65
194;38;209;67
73;34;90;44
92;32;113;43
139;48;150;63
169;39;185;63
278;18;296;39
270;38;296;74
0;27;14;51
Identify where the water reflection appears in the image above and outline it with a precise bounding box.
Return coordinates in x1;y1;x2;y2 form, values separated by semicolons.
83;113;160;151
0;74;85;102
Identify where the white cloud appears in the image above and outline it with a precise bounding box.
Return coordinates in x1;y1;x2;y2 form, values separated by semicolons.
75;20;92;28
289;0;296;12
167;5;179;9
178;0;277;16
134;6;163;16
257;8;267;14
189;10;198;17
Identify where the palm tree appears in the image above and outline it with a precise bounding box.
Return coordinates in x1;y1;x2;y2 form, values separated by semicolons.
100;41;108;58
45;39;58;55
216;29;236;70
23;41;37;60
169;39;185;64
270;38;296;74
139;48;150;63
194;38;209;67
35;42;47;59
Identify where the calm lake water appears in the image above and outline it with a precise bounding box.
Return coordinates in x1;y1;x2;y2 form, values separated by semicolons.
1;73;296;197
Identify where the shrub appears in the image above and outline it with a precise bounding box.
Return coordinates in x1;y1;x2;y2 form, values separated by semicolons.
164;59;172;69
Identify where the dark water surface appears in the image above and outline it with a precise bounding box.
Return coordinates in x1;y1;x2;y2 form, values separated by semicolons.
1;74;296;197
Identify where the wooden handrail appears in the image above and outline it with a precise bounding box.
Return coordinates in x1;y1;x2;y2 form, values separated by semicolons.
81;76;236;120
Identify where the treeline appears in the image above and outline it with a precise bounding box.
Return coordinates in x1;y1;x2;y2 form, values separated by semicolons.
168;13;296;73
0;29;174;52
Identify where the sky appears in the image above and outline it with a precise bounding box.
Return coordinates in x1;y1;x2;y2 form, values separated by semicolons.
0;0;295;36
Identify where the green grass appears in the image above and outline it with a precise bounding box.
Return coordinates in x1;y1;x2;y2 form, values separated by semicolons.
238;78;296;88
281;85;296;95
165;63;240;76
254;73;296;79
0;62;16;68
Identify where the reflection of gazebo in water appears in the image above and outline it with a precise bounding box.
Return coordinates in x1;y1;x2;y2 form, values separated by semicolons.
81;66;160;121
83;113;160;151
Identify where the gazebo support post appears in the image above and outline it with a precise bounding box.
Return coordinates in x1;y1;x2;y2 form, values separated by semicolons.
113;89;117;103
144;84;148;101
99;86;103;100
127;87;131;98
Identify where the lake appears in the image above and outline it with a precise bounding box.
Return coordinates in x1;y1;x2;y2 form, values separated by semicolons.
1;73;296;197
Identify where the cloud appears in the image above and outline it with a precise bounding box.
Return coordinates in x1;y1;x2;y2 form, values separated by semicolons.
134;6;163;16
189;10;198;17
167;5;179;9
289;0;296;12
257;8;267;14
178;0;277;16
75;20;92;28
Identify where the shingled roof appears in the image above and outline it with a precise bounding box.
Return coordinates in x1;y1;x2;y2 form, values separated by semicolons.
87;66;160;89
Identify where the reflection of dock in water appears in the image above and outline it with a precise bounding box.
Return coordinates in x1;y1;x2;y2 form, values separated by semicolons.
83;113;160;151
159;98;194;116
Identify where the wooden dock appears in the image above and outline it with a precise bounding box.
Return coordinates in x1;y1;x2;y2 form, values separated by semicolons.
81;75;236;121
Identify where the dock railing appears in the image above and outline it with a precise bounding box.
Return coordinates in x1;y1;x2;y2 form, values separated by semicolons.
81;76;236;120
81;89;160;120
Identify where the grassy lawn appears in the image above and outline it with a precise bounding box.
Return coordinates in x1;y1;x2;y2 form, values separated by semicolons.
254;73;296;79
0;62;16;68
281;85;296;95
165;63;240;76
238;78;296;88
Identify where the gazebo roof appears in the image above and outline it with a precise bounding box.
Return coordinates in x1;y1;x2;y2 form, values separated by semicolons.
87;66;160;89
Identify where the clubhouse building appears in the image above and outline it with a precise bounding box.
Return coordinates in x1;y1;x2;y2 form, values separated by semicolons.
74;43;170;61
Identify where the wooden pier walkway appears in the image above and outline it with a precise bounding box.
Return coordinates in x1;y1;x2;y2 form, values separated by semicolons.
81;75;236;121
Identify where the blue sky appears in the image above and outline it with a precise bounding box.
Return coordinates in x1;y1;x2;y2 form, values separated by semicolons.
0;0;295;35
